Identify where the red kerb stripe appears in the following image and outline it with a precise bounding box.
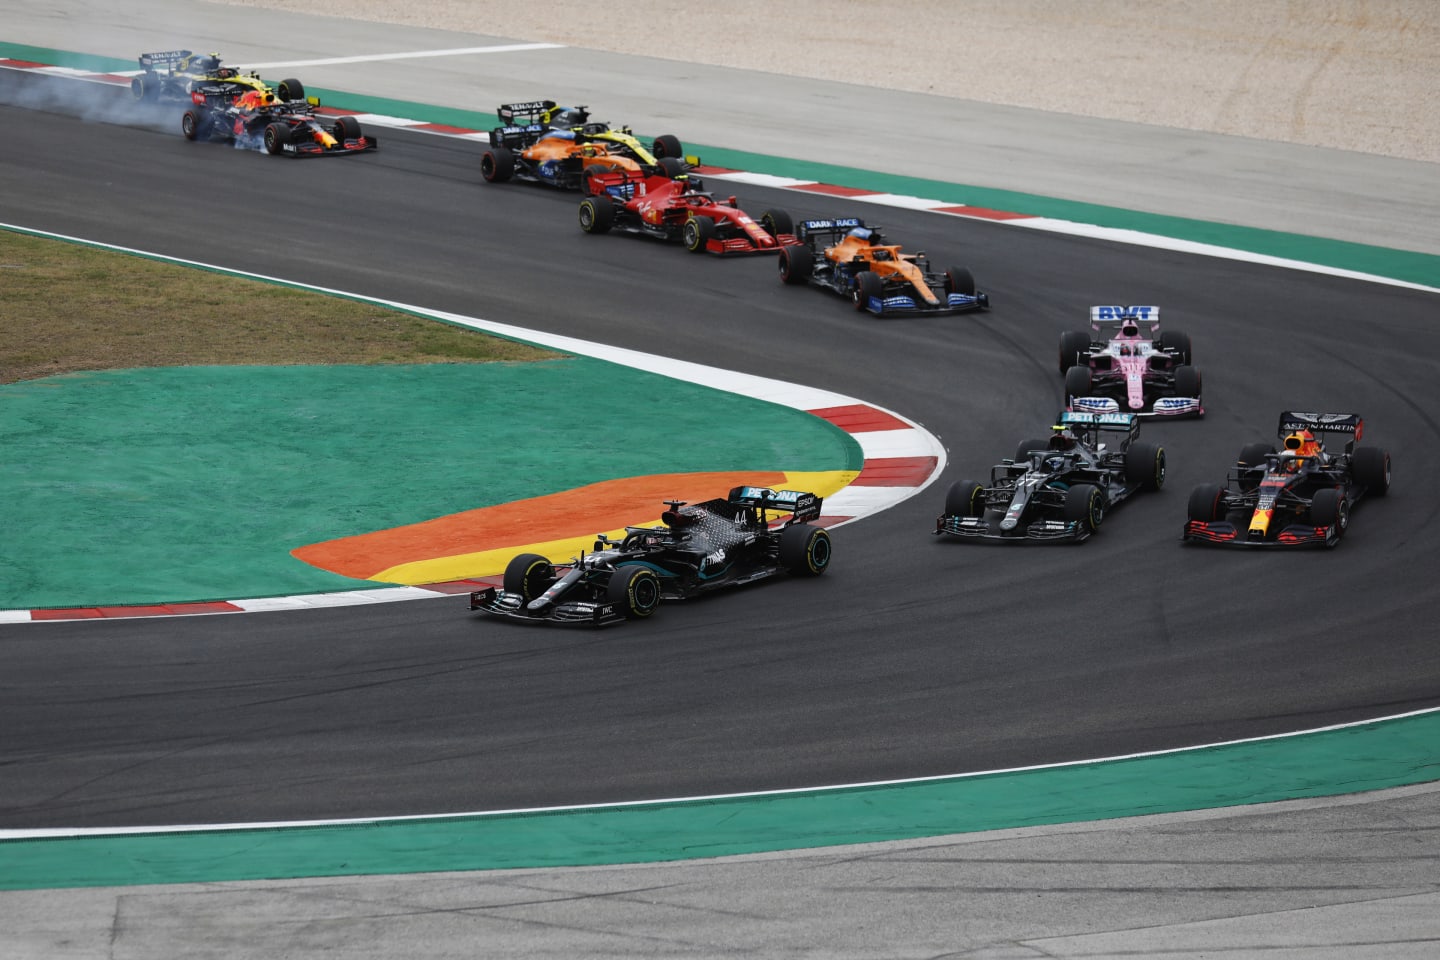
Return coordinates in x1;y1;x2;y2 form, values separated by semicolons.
808;404;911;433
851;456;939;486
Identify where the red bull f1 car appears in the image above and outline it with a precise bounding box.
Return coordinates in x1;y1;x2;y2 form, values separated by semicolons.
935;411;1165;543
1183;411;1390;548
470;486;832;626
130;50;304;105
779;217;989;316
181;88;377;157
578;171;798;254
1060;305;1203;417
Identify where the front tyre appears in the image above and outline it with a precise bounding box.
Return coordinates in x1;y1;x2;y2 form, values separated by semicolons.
262;122;291;155
181;109;208;141
943;265;975;296
853;270;884;313
607;564;662;619
1125;441;1166;491
1058;330;1091;372
578;196;615;234
1064;363;1092;401
945;479;986;518
503;553;555;602
683;214;716;253
1187;483;1228;522
779;523;832;576
276;78;306;102
1309;487;1349;542
1063;483;1105;533
760;209;794;238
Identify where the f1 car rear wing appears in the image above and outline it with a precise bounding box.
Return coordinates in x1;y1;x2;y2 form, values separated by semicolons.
138;50;193;69
1277;411;1364;440
1089;305;1160;335
727;486;822;522
1057;410;1141;444
497;100;561;126
797;217;868;243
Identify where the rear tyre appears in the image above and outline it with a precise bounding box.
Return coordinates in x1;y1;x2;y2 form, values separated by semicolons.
1187;483;1228;522
503;553;555;602
1125;441;1166;491
779;523;832;576
1063;483;1105;533
1064;363;1092;400
682;215;717;253
651;134;683;159
853;270;884;313
481;147;514;183
1352;446;1391;495
760;209;793;238
779;244;813;284
276;78;305;102
1309;487;1349;540
1014;437;1052;463
578;197;616;234
181;109;208;141
1059;330;1091;372
656;156;685;178
131;74;155;101
944;480;986;518
1157;329;1192;364
607;564;662;619
262;122;290;155
1173;364;1201;398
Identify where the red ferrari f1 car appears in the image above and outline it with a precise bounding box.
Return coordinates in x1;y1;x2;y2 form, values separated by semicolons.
577;171;797;254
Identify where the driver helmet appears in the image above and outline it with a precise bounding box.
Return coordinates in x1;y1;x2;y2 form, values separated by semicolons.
550;107;586;129
1043;455;1068;473
216;67;237;79
846;226;874;242
194;54;221;73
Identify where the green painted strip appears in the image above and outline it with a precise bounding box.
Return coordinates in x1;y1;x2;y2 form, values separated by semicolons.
3;39;1435;286
2;710;1436;890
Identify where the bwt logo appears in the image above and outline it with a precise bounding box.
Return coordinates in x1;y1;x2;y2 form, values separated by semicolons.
1094;305;1155;320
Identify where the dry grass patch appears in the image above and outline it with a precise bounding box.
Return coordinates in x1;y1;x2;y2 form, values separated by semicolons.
0;230;558;384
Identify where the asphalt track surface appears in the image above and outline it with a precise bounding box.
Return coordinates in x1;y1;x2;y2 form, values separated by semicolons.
3;11;1440;955
4;74;1440;830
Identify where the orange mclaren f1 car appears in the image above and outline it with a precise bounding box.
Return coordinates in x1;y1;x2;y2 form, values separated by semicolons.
481;101;685;190
778;217;989;316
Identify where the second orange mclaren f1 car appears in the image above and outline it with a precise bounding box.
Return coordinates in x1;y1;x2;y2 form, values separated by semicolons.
481;100;684;190
577;171;797;254
778;217;989;316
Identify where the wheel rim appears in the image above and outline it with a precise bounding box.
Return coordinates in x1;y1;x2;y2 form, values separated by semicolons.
579;204;594;230
633;574;660;613
808;534;831;570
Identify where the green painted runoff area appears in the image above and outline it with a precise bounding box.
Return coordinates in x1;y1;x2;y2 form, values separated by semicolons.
2;709;1437;890
1;361;861;609
4;41;1438;287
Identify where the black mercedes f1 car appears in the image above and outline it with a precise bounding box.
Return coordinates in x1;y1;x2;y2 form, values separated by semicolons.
1183;411;1390;548
470;486;832;626
935;411;1165;543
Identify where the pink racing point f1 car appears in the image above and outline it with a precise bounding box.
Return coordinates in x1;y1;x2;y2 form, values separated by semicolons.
1059;305;1203;417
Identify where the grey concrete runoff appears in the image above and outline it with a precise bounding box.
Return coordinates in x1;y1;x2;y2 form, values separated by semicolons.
2;1;1438;956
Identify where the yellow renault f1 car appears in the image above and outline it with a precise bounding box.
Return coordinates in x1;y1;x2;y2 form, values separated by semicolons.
497;100;687;168
130;50;305;106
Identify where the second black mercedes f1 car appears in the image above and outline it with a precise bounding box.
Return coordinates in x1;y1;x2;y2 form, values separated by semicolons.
470;486;832;626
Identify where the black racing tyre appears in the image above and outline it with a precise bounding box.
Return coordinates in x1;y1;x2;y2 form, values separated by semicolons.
1063;483;1105;533
131;74;155;101
503;553;555;602
606;564;662;619
181;109;207;141
853;270;884;313
683;215;717;253
943;265;976;297
1125;440;1166;491
1064;363;1093;400
1014;437;1052;463
1157;329;1192;364
1058;330;1091;372
1309;487;1349;539
656;156;685;178
276;78;305;102
481;147;514;183
651;134;683;159
760;209;793;238
331;116;359;141
779;523;832;576
578;197;616;234
1173;364;1201;398
779;244;813;284
1187;483;1228;522
262;122;290;155
944;479;986;518
1237;442;1274;490
1352;446;1391;495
